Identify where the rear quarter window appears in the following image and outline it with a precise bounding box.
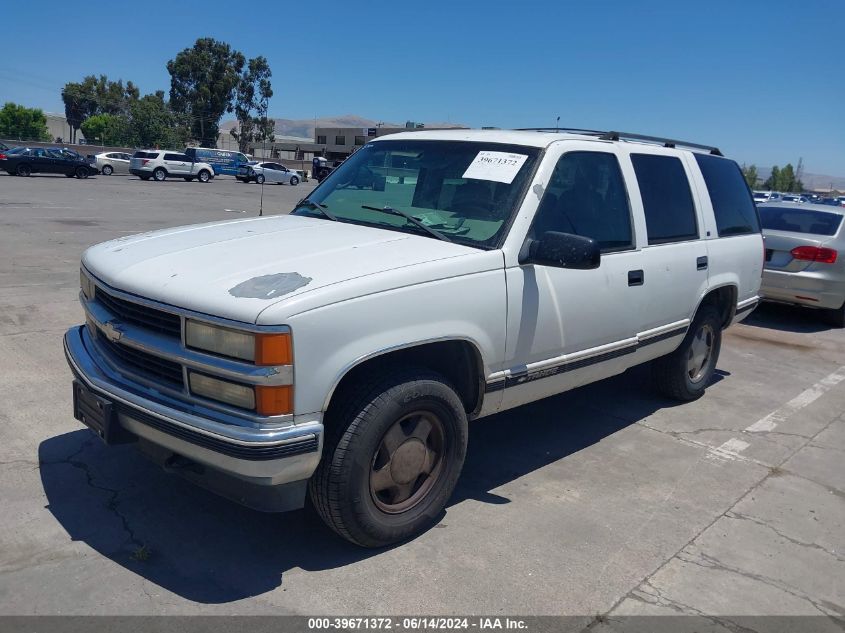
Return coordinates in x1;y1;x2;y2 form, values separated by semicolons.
694;154;760;236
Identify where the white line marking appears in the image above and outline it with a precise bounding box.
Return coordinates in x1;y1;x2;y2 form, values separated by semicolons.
745;366;845;433
223;208;246;214
708;438;751;462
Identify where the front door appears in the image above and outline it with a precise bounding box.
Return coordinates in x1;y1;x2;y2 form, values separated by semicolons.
500;148;645;409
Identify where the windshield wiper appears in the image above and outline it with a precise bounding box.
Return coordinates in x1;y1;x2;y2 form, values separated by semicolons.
297;198;338;221
361;205;452;242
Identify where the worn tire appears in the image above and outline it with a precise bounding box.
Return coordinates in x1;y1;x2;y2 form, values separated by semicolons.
153;168;167;182
309;367;468;548
289;175;299;186
652;304;722;401
821;302;845;328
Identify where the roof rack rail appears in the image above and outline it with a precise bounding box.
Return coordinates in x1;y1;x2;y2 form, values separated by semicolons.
514;127;608;135
512;127;723;156
598;131;722;156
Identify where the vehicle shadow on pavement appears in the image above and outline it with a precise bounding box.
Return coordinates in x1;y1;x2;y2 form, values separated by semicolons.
38;365;687;604
742;302;833;333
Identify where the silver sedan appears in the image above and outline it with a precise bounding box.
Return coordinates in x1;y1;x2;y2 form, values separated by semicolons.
94;152;132;175
236;161;300;185
759;202;845;326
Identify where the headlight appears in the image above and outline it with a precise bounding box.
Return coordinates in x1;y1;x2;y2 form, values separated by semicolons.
188;372;293;415
185;320;292;365
189;372;256;410
80;268;95;300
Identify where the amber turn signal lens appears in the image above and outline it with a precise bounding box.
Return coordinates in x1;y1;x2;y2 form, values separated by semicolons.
254;333;292;365
255;385;293;416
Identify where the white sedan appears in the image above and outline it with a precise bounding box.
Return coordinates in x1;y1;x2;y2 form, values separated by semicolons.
94;152;132;175
236;161;300;185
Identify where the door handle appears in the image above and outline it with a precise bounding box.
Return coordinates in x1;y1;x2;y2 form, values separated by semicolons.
628;270;644;286
697;256;708;271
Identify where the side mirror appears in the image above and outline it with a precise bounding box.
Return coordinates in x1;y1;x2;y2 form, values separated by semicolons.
519;231;601;269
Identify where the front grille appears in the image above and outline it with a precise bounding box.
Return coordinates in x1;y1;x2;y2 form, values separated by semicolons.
95;287;181;337
96;332;184;389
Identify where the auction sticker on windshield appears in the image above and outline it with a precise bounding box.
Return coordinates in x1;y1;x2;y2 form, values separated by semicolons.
462;151;528;184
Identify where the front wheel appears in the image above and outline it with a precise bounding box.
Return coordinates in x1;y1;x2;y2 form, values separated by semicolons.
75;167;89;179
289;175;299;186
16;163;32;177
101;165;113;176
256;174;265;184
197;170;211;183
652;304;722;401
153;168;166;182
309;368;468;547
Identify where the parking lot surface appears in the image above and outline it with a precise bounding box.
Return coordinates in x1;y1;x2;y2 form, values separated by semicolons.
0;174;843;624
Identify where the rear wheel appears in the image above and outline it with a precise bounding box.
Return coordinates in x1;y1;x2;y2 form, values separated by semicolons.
256;174;265;184
101;164;113;175
197;170;211;183
153;168;166;182
289;175;299;186
75;167;89;179
16;163;31;177
309;368;468;547
653;305;722;401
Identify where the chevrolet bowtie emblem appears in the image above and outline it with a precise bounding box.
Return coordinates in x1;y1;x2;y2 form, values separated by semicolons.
101;321;123;342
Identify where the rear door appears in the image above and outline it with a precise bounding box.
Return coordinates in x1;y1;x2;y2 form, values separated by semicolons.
163;153;190;175
622;148;710;338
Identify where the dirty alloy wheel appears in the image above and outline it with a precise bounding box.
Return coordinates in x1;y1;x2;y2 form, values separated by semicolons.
16;163;31;177
101;164;113;175
153;168;167;182
289;175;299;186
309;368;468;547
652;304;722;401
256;174;265;185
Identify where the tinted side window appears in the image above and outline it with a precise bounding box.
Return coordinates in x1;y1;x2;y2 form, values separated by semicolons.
531;151;633;252
631;154;698;245
164;153;186;161
694;154;760;236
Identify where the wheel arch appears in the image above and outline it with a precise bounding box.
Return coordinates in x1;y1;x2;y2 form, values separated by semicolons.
323;338;486;420
694;284;738;329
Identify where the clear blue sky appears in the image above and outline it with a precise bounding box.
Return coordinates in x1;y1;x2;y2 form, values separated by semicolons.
1;0;843;175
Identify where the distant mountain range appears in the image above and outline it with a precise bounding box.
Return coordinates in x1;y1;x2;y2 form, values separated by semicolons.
219;114;465;140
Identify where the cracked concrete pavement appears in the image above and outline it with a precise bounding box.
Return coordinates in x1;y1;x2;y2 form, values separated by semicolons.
0;175;842;621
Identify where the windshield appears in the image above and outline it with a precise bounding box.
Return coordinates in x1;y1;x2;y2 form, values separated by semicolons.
759;206;843;236
293;140;540;248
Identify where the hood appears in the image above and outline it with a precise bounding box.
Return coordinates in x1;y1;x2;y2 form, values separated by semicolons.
83;215;477;323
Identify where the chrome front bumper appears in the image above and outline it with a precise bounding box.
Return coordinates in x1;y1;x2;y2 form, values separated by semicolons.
63;326;323;511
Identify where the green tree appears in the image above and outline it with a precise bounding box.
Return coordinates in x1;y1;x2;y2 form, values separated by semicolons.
0;102;50;141
80;113;132;146
128;91;189;149
230;56;274;153
62;75;139;142
167;38;245;146
763;165;781;191
741;164;758;189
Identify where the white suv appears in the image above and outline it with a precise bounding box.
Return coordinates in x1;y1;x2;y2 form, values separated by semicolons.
66;129;762;547
129;150;215;182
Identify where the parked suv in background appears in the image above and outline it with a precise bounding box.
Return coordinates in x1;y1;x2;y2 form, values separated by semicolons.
129;150;215;182
66;128;762;547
